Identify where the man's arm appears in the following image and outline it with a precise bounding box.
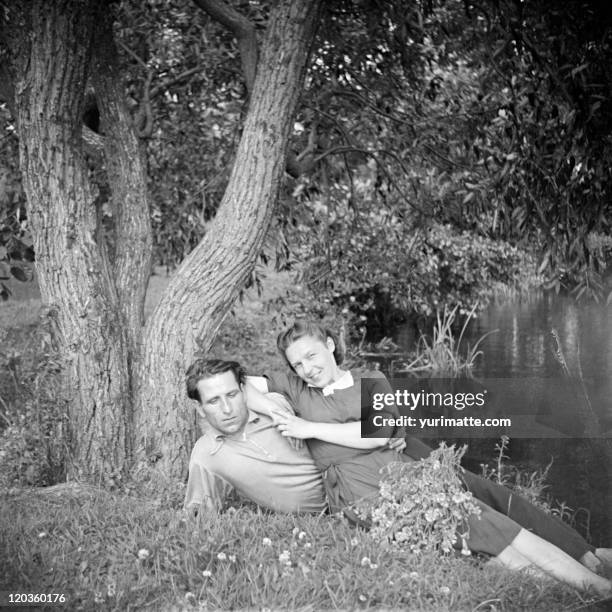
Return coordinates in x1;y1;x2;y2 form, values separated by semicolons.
184;461;232;514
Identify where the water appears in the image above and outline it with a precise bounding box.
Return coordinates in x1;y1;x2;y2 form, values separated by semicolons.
394;293;612;544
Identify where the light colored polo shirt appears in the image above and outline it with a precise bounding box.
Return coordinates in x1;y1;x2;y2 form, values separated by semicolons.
184;410;326;513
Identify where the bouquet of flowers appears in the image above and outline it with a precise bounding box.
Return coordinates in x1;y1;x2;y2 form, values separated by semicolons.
354;444;481;554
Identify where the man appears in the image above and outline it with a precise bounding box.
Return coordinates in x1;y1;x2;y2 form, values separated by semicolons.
184;358;326;513
184;357;611;573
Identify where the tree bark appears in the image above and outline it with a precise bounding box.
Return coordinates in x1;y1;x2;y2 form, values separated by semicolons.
13;0;132;482
91;9;153;371
134;0;322;478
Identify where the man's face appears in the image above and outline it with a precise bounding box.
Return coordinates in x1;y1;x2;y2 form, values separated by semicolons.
284;334;340;388
196;371;249;435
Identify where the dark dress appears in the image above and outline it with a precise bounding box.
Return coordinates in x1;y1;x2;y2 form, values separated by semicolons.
266;368;522;556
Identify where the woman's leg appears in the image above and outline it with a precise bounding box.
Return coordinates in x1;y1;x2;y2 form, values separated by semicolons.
495;544;532;570
459;469;594;562
596;548;612;571
505;528;612;597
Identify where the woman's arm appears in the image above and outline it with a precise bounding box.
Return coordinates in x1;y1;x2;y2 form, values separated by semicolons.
275;413;389;449
246;375;398;451
243;378;295;421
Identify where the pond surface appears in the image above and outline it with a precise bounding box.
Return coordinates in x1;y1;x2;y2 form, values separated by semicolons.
394;293;612;544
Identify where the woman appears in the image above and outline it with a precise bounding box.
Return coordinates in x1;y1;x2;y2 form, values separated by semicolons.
246;320;612;597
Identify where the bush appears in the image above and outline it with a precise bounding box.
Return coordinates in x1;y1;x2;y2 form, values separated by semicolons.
0;320;67;488
295;199;534;323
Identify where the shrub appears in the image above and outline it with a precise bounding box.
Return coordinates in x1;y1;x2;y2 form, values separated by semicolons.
0;320;67;488
297;207;534;323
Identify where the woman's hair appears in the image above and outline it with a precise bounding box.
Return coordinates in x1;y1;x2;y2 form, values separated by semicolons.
276;319;345;369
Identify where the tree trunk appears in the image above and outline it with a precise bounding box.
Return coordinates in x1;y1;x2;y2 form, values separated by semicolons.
91;8;153;437
13;0;132;482
134;0;322;478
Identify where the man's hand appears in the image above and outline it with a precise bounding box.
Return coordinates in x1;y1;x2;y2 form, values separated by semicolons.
387;437;406;453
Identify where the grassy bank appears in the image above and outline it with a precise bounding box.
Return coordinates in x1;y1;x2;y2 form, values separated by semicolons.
0;486;592;611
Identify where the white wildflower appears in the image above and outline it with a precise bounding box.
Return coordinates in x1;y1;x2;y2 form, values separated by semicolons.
278;550;291;565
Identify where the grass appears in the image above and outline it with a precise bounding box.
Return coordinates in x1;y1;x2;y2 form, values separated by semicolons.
480;436;581;527
0;486;592;611
396;305;497;377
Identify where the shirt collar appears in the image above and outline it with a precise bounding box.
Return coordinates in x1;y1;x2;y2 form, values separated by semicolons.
207;410;260;444
308;370;354;396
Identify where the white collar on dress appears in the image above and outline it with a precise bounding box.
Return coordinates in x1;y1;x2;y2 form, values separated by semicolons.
309;370;354;396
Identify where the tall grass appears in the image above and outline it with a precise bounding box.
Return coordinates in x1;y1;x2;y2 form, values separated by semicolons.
0;486;589;611
479;436;581;526
398;305;497;377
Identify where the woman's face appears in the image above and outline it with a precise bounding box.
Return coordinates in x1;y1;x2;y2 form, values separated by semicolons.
284;334;341;388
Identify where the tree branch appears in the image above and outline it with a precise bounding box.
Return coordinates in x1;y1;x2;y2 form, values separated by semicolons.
135;68;154;138
304;144;433;217
192;0;258;93
118;41;148;69
149;65;203;99
92;7;153;352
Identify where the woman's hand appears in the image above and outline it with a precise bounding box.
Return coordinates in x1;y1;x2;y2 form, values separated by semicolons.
275;414;316;440
387;437;406;453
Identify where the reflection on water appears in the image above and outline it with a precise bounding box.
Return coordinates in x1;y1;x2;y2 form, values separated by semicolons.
464;293;612;429
394;292;612;544
464;292;612;379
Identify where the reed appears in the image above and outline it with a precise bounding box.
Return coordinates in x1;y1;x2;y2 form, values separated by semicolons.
397;305;497;377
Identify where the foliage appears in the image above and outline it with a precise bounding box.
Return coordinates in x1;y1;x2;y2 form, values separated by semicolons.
274;0;612;308
2;0;611;303
0;321;67;488
354;444;482;555
0;113;32;299
444;0;612;299
0;487;587;611
290;181;531;320
115;0;247;268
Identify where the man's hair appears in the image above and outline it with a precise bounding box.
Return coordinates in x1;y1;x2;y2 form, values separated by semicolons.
276;319;345;369
185;358;246;403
